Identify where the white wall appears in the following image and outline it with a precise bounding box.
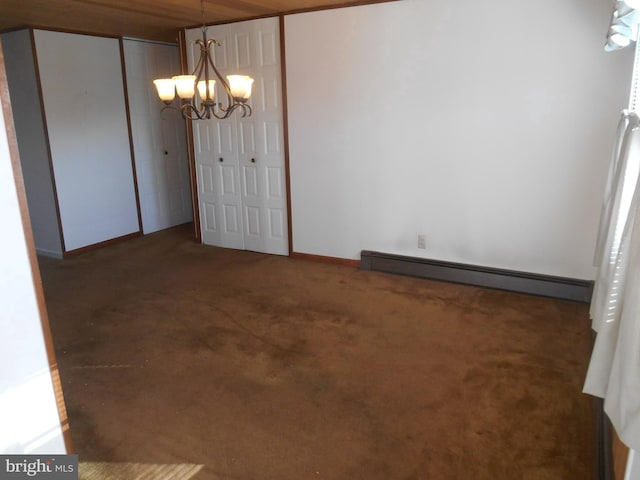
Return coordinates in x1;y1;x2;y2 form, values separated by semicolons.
285;0;633;279
34;30;140;251
0;44;66;453
1;31;62;258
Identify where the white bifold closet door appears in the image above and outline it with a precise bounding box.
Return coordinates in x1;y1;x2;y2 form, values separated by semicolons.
124;39;193;234
185;17;288;255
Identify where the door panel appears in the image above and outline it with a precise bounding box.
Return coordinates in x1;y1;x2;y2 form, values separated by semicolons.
187;17;288;255
243;166;259;197
123;39;192;235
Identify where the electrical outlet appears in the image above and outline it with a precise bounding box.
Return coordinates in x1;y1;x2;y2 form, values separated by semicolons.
418;235;427;249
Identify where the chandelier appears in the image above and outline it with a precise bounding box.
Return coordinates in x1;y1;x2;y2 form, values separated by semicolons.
152;0;254;120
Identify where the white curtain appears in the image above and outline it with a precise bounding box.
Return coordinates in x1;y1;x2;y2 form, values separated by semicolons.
584;110;640;451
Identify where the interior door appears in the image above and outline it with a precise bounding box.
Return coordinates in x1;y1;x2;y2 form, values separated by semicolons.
188;29;245;249
186;17;288;255
124;39;192;234
238;19;288;256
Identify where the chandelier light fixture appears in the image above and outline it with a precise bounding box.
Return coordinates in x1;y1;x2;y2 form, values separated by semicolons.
153;0;254;120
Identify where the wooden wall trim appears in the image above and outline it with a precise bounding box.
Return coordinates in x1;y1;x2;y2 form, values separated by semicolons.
290;251;360;268
119;37;144;235
279;15;293;256
0;40;73;452
63;231;141;257
187;0;403;29
14;25;123;40
179;29;201;244
279;0;402;17
361;250;594;303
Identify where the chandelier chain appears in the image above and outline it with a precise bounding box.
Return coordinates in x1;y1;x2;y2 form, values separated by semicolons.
152;0;254;120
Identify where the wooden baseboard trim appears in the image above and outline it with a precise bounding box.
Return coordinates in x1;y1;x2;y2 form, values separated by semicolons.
63;231;141;257
360;250;593;303
290;251;360;268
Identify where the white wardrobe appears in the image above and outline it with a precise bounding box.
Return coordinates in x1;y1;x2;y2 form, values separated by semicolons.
185;17;288;256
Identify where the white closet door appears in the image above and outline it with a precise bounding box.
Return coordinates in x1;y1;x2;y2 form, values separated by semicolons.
124;39;192;234
188;29;244;249
186;17;288;255
250;20;288;256
34;30;140;251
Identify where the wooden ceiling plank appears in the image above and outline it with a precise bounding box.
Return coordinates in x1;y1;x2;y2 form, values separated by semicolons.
0;0;402;42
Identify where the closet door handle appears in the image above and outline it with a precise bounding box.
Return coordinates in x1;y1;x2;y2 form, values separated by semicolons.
251;158;256;163
219;157;224;162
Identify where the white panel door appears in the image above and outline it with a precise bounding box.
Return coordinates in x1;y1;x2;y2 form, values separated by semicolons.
186;17;288;255
187;32;245;249
34;30;140;251
250;21;288;255
124;39;192;234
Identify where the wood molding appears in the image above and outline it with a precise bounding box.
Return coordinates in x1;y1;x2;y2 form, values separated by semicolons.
187;0;403;30
63;231;142;257
179;29;201;244
119;37;144;235
279;0;402;17
290;251;360;268
360;250;594;303
279;15;293;256
18;25;124;40
0;40;73;452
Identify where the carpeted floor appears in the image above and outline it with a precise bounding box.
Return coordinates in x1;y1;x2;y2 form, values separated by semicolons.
79;462;203;479
39;224;595;479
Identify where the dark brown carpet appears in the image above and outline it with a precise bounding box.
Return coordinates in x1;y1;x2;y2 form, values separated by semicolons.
39;224;595;480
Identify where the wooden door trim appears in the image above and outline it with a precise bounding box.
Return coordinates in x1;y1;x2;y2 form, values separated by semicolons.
180;29;201;243
0;39;73;452
119;37;144;235
279;15;293;257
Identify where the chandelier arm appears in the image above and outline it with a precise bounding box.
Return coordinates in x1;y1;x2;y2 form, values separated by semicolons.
154;0;252;121
192;39;208;83
203;47;237;113
181;102;207;121
199;34;215;103
158;103;205;121
208;101;253;120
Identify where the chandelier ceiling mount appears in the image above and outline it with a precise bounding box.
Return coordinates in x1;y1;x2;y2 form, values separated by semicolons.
153;0;254;120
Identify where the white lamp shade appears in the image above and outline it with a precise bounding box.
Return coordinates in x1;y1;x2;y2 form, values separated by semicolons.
197;80;216;101
172;75;197;99
227;75;254;101
153;79;176;102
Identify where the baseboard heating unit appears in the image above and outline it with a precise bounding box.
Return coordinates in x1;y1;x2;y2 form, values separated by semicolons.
360;250;593;303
